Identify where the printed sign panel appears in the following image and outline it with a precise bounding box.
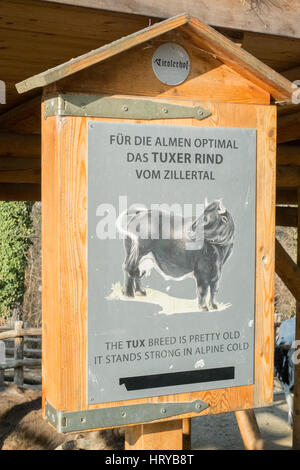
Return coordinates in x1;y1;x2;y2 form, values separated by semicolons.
87;122;257;404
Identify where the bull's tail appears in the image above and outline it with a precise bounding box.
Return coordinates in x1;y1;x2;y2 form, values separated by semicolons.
116;208;146;278
116;208;146;240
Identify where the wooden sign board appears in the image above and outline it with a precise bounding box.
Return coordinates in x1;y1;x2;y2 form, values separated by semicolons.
25;15;282;434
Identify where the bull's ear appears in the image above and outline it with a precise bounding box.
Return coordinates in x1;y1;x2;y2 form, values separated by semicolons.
186;214;204;240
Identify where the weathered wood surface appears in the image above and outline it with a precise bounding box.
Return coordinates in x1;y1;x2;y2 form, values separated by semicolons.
282;66;300;82
42;0;300;39
16;14;189;94
277;144;300;166
0;158;40;183
243;33;300;72
0;359;42;370
0;133;40;158
276;206;298;227
235;410;263;450
276;189;298;205
0;0;157;114
52;37;270;105
0;328;42;341
0;96;41;132
293;189;300;449
276;166;300;188
17;15;293;103
253;105;276;407
14;321;24;387
125;420;184;450
275;238;300;302
278;112;300;144
0;183;41;201
42;100;275;425
5;347;41;359
184;18;293;102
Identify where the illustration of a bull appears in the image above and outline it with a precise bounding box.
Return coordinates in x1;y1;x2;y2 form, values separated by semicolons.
116;200;234;311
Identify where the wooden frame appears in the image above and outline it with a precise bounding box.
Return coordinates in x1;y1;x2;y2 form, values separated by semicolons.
41;96;276;426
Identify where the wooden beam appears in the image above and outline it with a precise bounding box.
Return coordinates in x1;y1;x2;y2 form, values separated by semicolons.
42;0;300;39
277;166;300;188
0;133;40;158
235;410;263;450
293;189;300;449
0;157;41;183
282;66;300;83
125;420;184;450
276;189;297;205
277;144;300;166
0;183;41;201
0;96;41;133
278;112;300;144
276;206;298;227
275;238;300;302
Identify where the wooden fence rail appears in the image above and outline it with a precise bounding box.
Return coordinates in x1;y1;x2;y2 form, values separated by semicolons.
0;321;41;388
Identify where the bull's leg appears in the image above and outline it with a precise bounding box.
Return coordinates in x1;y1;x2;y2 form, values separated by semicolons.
210;278;220;310
124;271;135;297
196;278;209;311
135;275;147;296
123;237;137;297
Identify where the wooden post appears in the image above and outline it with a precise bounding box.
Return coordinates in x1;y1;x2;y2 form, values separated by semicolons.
125;419;184;450
235;409;263;450
0;340;5;389
14;320;24;387
182;418;191;450
293;190;300;449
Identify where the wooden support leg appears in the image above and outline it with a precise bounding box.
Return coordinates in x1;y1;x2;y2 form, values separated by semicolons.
235;410;263;450
125;419;184;450
293;189;300;449
14;321;24;388
182;418;191;450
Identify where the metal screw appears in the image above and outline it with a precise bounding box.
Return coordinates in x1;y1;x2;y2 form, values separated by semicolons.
195;402;202;410
162;107;168;114
121;412;127;418
161;408;167;414
122;105;128;112
197;110;203;116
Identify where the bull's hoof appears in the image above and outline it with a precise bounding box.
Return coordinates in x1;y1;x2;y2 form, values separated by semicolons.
211;303;218;310
123;288;135;297
136;289;147;296
199;305;209;312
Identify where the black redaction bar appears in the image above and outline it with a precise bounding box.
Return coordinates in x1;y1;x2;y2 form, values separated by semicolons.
119;367;235;391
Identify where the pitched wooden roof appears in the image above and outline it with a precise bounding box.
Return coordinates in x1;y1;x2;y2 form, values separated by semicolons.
16;13;294;102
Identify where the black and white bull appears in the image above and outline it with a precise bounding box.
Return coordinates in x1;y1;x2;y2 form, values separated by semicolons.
116;200;234;311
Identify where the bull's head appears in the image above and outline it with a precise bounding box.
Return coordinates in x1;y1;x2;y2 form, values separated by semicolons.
186;199;234;248
204;200;234;246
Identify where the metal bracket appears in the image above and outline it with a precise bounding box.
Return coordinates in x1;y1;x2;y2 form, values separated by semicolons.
45;399;209;433
44;94;211;121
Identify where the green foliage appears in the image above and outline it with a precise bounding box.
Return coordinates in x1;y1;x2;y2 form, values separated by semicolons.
0;202;33;317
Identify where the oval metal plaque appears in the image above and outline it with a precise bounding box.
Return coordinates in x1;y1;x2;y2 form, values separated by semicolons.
152;43;190;86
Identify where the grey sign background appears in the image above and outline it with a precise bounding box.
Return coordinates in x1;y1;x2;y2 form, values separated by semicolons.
87;122;257;405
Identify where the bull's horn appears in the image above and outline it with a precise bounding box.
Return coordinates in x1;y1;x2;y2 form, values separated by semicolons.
218;199;226;214
204;197;208;208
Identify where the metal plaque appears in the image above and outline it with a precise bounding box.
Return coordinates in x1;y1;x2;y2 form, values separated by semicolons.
87;122;257;405
152;43;190;85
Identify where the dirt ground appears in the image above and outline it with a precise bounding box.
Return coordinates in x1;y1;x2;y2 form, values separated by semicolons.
0;382;293;451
